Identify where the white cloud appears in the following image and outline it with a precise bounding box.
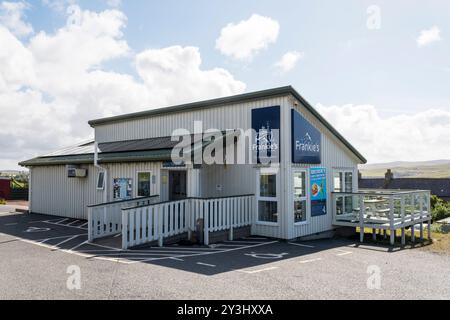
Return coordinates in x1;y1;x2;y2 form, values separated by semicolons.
215;14;279;60
417;25;441;47
0;5;246;170
274;51;304;73
136;46;245;106
316;104;450;163
0;1;33;36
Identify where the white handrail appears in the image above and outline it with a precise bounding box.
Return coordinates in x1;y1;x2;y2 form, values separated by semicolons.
121;195;254;249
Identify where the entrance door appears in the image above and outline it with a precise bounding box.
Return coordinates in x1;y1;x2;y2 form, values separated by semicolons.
169;170;187;201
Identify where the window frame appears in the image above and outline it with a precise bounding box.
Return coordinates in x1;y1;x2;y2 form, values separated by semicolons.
96;171;105;190
293;168;309;226
333;169;355;215
256;167;280;226
135;170;152;198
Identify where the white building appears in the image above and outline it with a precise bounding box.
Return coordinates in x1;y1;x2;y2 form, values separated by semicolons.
22;86;427;247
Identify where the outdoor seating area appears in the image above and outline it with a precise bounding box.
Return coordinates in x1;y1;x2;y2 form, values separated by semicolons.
332;189;432;245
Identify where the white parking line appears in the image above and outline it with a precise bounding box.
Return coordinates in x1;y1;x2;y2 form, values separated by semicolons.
55;218;69;225
79;222;88;227
169;257;184;261
196;262;216;267
335;249;352;256
299;258;322;264
237;266;278;274
65;220;81;226
86;242;121;251
127;240;279;264
4;223;18;226
54;235;82;247
288;242;315;248
42;220;88;230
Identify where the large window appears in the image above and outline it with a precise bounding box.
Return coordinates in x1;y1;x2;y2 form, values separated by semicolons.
333;170;354;214
293;170;307;223
137;171;151;197
257;169;278;224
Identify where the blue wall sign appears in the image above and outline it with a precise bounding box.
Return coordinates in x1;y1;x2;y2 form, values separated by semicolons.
310;167;327;217
291;109;321;164
251;106;280;164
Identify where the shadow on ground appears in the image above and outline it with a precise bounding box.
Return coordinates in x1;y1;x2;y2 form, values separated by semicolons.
0;212;433;276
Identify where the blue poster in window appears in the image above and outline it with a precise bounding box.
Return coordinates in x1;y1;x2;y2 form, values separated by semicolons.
251;106;280;164
113;178;133;200
310;167;327;216
291;109;321;164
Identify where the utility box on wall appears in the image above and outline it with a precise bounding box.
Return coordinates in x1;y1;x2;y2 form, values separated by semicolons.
66;165;87;178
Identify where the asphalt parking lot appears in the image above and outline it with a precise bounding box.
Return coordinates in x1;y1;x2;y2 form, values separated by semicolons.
1;211;450;299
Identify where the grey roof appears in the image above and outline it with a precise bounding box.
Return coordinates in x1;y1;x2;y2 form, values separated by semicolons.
359;178;450;197
98;136;189;153
42;140;95;157
19;135;202;167
19;149;173;167
88;86;366;164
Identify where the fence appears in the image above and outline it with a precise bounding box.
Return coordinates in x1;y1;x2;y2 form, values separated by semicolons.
332;189;431;245
121;195;254;249
87;195;160;242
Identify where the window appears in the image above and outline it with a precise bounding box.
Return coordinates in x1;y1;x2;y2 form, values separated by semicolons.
96;172;105;190
137;171;151;197
257;169;278;224
333;170;354;214
293;170;307;223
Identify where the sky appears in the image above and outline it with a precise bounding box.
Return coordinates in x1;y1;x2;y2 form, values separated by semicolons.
1;0;450;170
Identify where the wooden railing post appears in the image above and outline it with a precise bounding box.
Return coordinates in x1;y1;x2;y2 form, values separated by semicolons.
401;195;406;246
88;207;93;242
204;200;209;246
229;198;234;241
121;209;128;250
389;195;395;246
359;195;365;243
158;205;163;247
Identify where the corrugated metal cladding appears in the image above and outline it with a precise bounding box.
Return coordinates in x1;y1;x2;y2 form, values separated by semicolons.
30;165;103;220
94;96;291;143
286;95;360;239
30;162;162;220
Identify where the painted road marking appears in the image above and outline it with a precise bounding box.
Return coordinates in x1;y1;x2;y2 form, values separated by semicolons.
244;252;289;259
169;257;184;261
5;223;18;226
24;227;51;233
238;266;278;274
196;262;216;267
299;258;322;264
65;220;81;226
128;240;279;264
288;242;315;248
53;235;82;247
335;249;352;256
43;220;88;230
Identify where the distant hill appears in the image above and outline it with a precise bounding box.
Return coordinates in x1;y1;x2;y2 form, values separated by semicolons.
359;160;450;178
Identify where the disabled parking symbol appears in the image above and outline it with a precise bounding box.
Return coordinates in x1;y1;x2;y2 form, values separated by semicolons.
245;252;289;259
24;227;51;233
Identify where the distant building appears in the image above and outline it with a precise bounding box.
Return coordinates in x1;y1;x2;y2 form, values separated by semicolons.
359;169;450;201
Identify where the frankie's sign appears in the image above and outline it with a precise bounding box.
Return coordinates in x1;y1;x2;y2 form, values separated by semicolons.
251;106;280;164
291;109;321;164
